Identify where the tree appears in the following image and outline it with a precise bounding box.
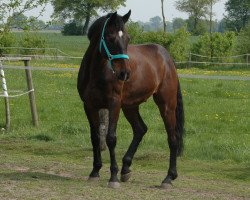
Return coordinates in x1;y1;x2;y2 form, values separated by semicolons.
207;0;219;35
51;0;127;35
224;0;250;32
62;21;83;36
161;0;167;32
186;17;207;35
28;17;46;30
175;0;210;35
0;0;48;31
7;12;28;30
236;22;250;55
172;18;186;32
150;16;162;31
217;19;226;33
7;13;46;30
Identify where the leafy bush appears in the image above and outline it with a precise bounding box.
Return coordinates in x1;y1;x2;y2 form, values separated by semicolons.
136;31;172;49
19;32;47;55
62;21;83;36
0;31;16;55
169;28;191;61
236;22;250;56
126;22;143;43
127;25;190;61
192;32;236;61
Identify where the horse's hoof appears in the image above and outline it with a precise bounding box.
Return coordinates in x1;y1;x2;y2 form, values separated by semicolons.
108;181;120;189
88;177;100;182
121;172;131;182
160;181;173;189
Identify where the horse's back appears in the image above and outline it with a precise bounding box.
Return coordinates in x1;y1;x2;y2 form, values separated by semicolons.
128;44;177;81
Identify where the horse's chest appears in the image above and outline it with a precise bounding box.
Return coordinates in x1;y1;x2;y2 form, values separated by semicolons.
83;80;122;107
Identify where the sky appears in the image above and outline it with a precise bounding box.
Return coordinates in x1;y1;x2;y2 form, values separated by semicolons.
27;0;228;22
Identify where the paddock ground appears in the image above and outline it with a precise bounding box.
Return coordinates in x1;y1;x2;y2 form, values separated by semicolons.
0;142;249;200
0;68;249;199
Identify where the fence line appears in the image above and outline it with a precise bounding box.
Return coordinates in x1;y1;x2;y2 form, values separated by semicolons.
1;64;249;81
0;89;34;98
190;53;249;59
1;65;78;71
2;54;82;60
0;57;38;129
0;47;82;59
1;46;249;65
176;61;249;66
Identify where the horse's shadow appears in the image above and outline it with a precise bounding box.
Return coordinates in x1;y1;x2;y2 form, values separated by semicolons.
0;171;74;182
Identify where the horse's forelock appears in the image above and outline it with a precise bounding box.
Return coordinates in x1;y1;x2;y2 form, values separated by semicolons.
87;13;125;41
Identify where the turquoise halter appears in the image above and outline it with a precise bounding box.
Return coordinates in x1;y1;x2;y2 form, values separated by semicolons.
99;17;129;73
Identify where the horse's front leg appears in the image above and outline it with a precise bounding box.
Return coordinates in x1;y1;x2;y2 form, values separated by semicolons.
84;104;102;181
106;98;121;188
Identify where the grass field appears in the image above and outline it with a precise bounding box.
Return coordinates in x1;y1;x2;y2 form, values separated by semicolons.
0;32;249;199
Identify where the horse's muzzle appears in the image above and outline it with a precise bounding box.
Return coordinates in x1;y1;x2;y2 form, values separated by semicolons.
117;71;130;81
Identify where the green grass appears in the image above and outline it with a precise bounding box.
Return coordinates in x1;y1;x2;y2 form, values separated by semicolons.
0;69;249;199
1;69;249;163
13;32;89;57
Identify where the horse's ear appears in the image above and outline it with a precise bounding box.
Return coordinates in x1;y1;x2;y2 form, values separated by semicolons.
109;11;118;23
122;10;131;24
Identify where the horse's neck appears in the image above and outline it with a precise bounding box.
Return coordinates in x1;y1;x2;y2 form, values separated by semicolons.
78;39;102;94
82;39;105;81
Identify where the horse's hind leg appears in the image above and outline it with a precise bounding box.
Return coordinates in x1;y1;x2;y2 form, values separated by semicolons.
121;106;148;182
84;104;102;181
154;86;179;187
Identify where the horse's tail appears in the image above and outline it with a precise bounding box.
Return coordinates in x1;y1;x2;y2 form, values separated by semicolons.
176;81;185;157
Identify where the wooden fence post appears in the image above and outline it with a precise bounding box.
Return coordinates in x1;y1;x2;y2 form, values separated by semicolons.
188;52;192;68
0;63;10;131
247;54;249;67
24;60;39;127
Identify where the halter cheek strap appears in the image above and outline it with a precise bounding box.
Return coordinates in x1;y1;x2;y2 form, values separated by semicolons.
99;17;129;73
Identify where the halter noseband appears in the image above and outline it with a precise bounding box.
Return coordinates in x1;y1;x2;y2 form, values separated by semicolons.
99;17;129;73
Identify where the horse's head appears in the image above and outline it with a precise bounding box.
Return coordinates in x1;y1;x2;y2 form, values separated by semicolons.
100;10;131;81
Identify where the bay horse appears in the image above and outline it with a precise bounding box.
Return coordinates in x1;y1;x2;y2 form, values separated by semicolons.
77;10;184;189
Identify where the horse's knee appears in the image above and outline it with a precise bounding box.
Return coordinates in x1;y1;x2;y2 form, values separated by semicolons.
122;156;132;167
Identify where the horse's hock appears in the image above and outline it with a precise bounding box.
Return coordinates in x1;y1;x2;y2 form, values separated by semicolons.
0;57;38;131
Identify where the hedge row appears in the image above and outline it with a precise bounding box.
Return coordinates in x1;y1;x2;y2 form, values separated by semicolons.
1;22;249;61
127;22;249;63
0;32;47;55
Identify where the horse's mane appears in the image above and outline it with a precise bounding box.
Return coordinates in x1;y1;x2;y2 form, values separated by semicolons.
87;13;113;41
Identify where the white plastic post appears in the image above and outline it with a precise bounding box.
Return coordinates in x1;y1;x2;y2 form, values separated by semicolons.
0;62;10;130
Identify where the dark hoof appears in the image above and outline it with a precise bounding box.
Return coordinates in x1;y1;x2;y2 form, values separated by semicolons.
88;177;100;182
121;172;131;182
108;181;120;189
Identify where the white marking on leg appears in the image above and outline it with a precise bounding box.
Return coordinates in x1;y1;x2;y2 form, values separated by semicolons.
118;30;123;38
98;109;109;151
